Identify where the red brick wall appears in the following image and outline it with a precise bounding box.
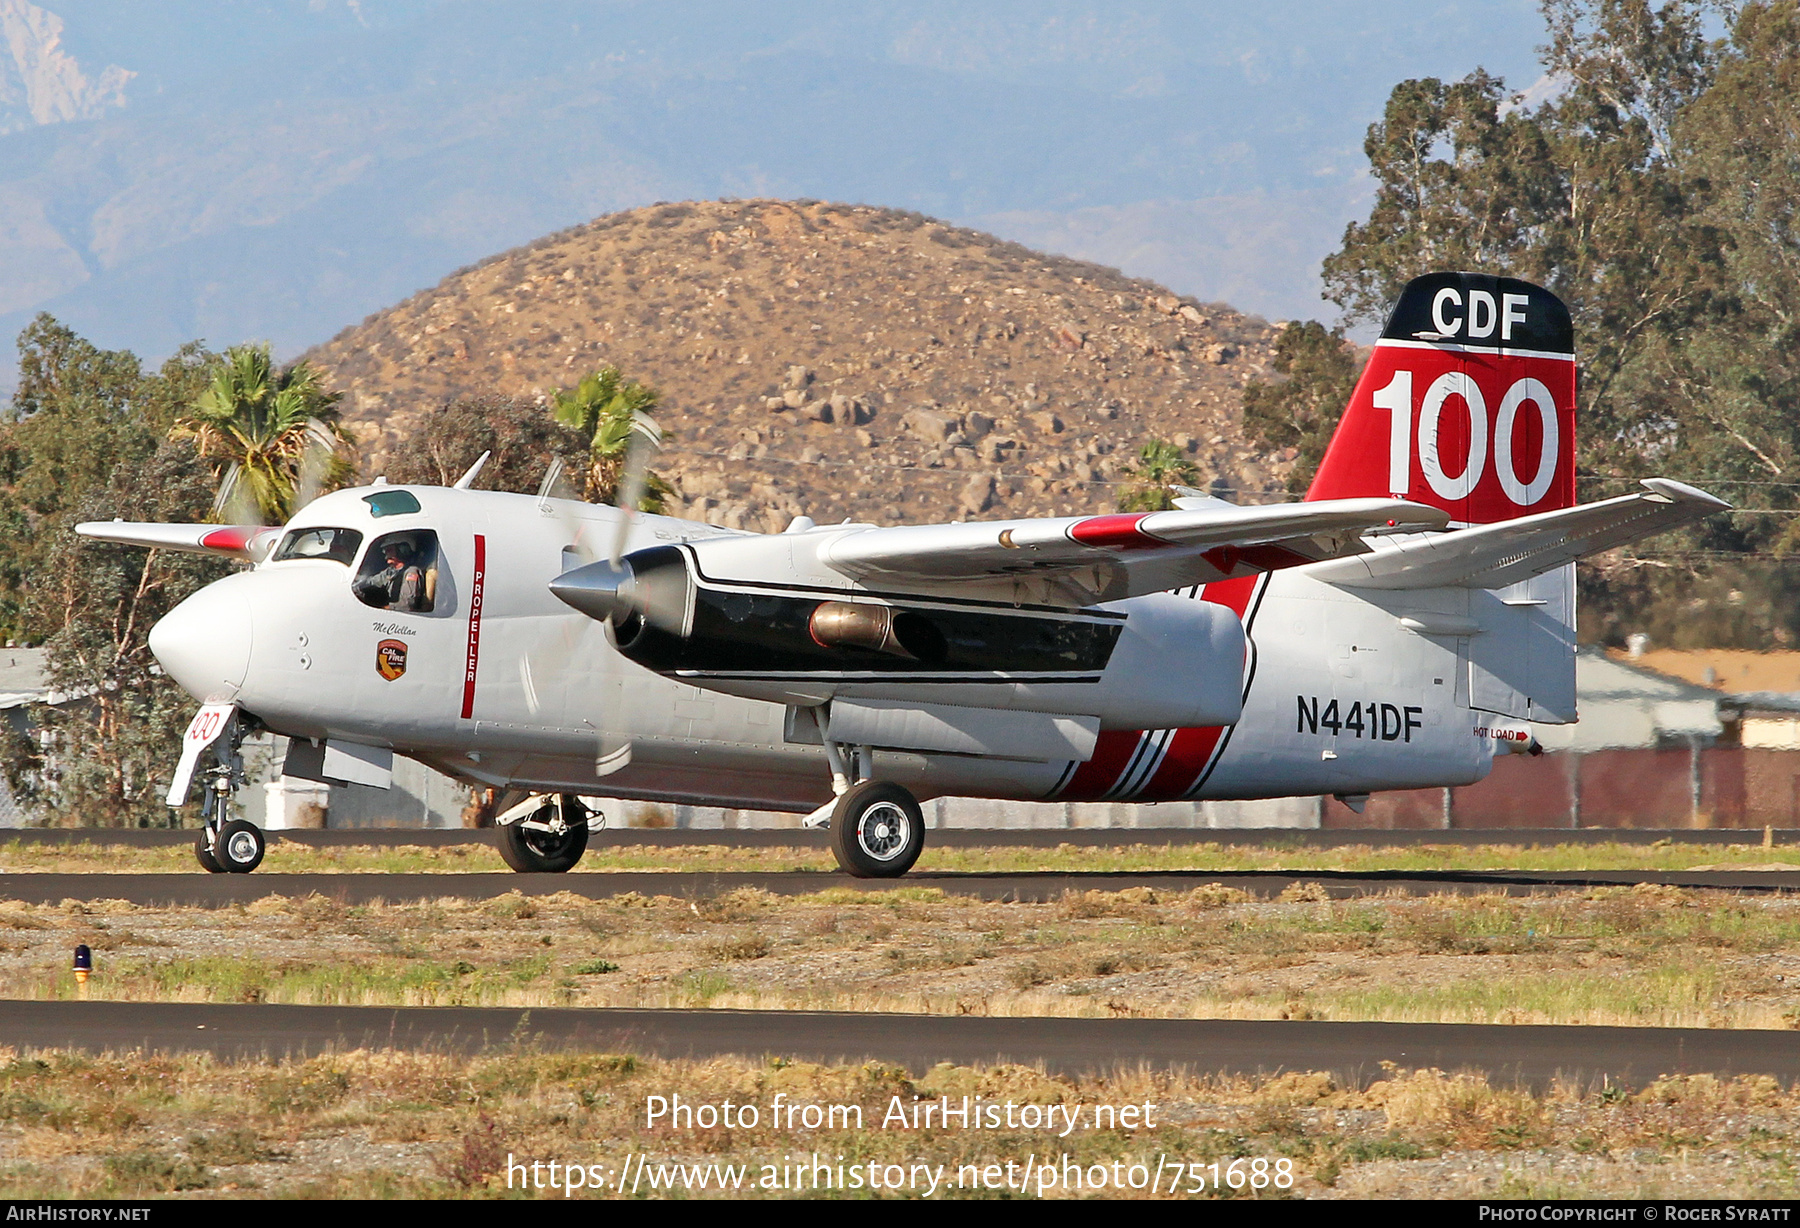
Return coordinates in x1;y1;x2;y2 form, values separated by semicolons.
1320;747;1800;829
1453;754;1578;828
1700;748;1800;828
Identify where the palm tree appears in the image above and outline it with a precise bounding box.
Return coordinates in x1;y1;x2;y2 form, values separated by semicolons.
172;344;354;524
1116;439;1201;512
549;366;667;509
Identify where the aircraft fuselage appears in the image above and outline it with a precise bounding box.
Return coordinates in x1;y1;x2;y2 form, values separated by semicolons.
149;482;1508;815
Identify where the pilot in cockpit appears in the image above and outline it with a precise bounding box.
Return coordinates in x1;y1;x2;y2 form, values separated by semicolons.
354;538;427;611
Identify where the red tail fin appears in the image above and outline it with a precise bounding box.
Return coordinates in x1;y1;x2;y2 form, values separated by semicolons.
1306;273;1576;525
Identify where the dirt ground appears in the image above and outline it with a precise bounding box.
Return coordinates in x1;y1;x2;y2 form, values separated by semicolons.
6;882;1800;1029
0;1048;1794;1199
4;836;1800;876
1;884;1798;1198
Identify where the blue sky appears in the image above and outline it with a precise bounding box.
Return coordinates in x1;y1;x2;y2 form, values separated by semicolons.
0;1;1549;376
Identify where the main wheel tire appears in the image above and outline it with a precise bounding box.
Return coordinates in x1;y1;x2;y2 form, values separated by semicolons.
194;832;225;873
213;819;265;874
830;781;925;878
497;804;589;873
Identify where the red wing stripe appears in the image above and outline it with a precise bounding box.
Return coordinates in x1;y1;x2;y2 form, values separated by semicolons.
199;527;273;554
199;527;251;551
460;534;487;720
1067;513;1161;550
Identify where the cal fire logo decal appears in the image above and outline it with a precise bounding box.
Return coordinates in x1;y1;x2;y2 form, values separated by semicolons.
375;638;408;681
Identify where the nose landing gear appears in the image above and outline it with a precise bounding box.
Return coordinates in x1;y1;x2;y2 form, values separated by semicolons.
496;794;599;873
178;706;266;874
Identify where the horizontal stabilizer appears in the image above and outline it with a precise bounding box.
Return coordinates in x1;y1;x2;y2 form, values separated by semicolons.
815;497;1449;604
1302;478;1729;591
75;521;278;562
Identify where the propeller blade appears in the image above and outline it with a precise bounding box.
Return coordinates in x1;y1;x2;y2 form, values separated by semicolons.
528;420;659;778
608;411;662;566
589;652;635;778
290;417;346;516
594;414;659;778
595;743;633;777
212;461;266;527
210;462;242;520
536;456;566;505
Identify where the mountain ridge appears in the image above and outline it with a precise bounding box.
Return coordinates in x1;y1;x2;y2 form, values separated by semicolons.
303;198;1297;529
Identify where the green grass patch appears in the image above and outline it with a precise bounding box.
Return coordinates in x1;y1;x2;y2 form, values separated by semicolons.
3;835;1800;877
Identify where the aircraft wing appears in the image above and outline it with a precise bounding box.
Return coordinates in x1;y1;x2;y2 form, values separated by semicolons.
1302;478;1730;591
815;497;1448;603
74;521;278;562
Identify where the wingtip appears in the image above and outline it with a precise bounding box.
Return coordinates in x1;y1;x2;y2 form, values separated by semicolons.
1641;477;1733;511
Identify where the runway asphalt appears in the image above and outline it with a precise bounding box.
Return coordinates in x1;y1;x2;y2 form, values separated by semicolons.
3;826;1795;848
1;867;1797;906
2;1000;1792;1089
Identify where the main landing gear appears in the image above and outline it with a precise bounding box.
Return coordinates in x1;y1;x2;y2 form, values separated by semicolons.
496;794;600;873
806;707;926;879
193;715;265;874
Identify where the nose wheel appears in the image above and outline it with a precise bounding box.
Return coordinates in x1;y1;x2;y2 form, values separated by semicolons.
188;711;265;873
496;795;593;873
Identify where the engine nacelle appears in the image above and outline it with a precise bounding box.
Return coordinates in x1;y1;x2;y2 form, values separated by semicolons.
559;542;1247;731
1074;589;1245;729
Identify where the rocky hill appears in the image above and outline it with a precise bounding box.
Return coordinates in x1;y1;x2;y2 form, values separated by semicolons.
304;199;1296;530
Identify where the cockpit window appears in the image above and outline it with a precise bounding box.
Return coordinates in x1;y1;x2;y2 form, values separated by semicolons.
364;490;422;518
272;527;363;565
353;530;440;612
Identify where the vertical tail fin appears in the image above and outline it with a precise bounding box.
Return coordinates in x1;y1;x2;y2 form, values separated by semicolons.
1306;273;1577;525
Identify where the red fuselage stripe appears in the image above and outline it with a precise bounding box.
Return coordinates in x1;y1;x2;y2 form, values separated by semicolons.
1200;574;1260;618
1135;724;1228;801
1057;728;1146;801
461;534;486;720
1130;574;1260;801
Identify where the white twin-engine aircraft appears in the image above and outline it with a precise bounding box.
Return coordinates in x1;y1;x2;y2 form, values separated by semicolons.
81;273;1727;877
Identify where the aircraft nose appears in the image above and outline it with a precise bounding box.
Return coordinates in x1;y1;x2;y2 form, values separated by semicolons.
149;580;254;703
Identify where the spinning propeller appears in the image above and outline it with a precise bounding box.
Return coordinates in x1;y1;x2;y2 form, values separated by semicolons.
545;413;684;632
531;412;666;778
209;419;342;530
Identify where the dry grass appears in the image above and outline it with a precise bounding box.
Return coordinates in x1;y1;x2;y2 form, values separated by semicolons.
5;883;1800;1029
0;1048;1793;1198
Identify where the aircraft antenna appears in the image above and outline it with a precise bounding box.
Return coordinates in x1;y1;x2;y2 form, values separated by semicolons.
453;451;492;490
